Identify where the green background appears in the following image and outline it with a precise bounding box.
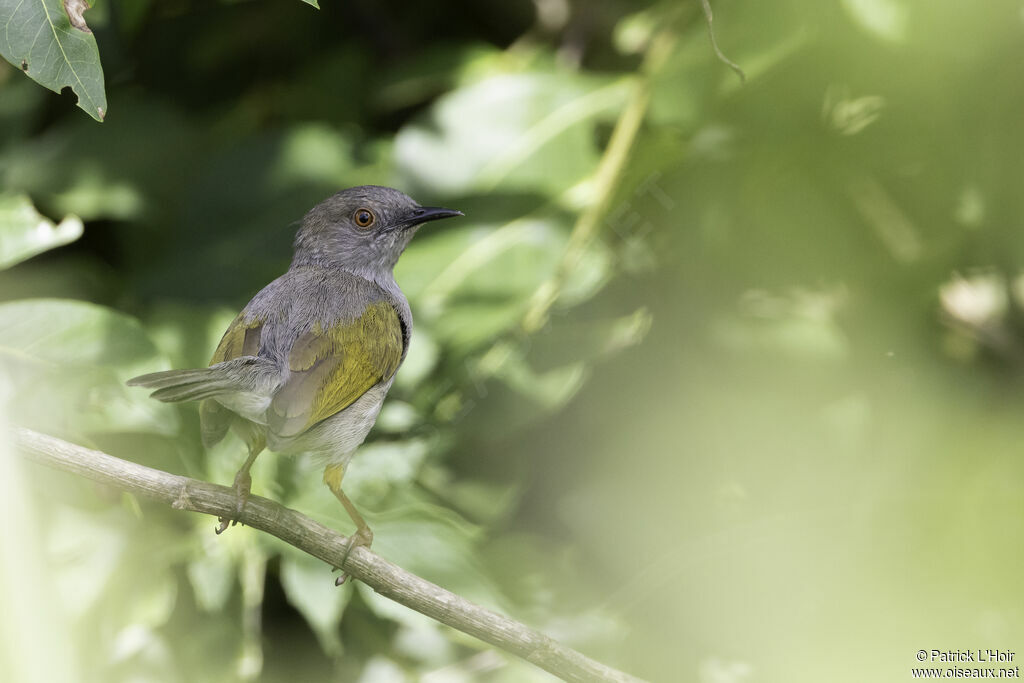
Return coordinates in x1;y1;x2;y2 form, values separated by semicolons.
2;1;1023;681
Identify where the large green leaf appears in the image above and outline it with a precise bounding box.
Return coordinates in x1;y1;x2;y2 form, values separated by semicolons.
0;193;82;269
0;0;107;121
395;71;628;196
0;299;174;435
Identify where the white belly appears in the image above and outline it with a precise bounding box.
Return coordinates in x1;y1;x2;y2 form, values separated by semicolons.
265;380;392;466
215;391;272;424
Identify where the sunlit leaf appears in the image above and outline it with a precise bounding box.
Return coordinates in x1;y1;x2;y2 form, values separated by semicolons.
187;537;236;613
46;506;128;618
395;72;627;196
403;219;570;349
391;329;439;392
841;0;908;43
0;299;175;434
0;193;82;269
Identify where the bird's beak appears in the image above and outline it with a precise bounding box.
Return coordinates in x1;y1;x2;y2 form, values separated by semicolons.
397;206;464;230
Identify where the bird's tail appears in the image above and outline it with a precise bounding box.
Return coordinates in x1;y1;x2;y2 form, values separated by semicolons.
127;367;240;402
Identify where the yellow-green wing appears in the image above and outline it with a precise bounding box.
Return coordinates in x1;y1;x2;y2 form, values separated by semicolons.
268;301;403;439
209;312;264;365
201;313;264;448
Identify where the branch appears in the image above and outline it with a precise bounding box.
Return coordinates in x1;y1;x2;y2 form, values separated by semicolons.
522;3;744;334
521;24;678;334
13;428;644;683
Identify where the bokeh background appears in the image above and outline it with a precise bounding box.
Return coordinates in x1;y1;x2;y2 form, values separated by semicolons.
3;0;1024;681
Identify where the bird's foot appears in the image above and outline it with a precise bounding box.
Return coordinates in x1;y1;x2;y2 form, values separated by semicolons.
335;526;374;586
215;470;253;535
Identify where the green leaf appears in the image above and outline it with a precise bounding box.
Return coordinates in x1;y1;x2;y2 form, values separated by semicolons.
300;0;320;8
475;341;587;410
0;193;83;269
0;299;175;435
279;553;350;655
395;72;627;196
841;0;908;43
0;0;108;121
45;506;127;617
365;498;497;603
186;538;236;613
400;218;570;349
0;298;161;372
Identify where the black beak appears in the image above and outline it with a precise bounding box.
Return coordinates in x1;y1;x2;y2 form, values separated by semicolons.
398;206;463;230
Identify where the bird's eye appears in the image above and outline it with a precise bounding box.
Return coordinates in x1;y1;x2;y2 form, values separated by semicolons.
353;208;375;229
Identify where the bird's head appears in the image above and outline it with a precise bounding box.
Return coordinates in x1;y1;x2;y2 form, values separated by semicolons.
293;185;462;275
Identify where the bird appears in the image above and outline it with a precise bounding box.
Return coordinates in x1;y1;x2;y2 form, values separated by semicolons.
127;186;462;581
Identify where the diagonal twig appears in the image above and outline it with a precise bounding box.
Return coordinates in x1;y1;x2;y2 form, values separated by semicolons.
13;427;644;683
700;0;746;82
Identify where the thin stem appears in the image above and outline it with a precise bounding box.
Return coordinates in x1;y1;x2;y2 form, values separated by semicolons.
521;27;678;334
521;4;744;333
701;0;747;82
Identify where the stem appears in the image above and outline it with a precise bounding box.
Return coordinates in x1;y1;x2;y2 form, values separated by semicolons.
521;27;678;334
13;428;645;683
700;0;747;82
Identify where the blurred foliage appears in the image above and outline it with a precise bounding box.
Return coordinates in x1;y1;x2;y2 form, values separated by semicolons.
2;0;1024;682
0;192;83;268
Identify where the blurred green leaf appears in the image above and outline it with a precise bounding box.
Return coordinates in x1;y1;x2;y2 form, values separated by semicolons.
419;466;521;526
368;499;498;604
0;298;164;375
0;193;82;269
403;218;571;350
187;537;236;613
476;342;588;411
0;0;107;121
840;0;908;43
417;219;565;309
0;299;175;435
354;583;458;667
279;553;350;655
46;506;127;618
374;400;421;433
343;440;431;499
396;72;628;196
283;440;431;516
392;329;439;392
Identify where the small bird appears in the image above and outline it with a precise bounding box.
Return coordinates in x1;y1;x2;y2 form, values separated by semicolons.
128;186;462;579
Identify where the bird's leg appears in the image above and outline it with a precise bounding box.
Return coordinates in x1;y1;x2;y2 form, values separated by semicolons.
323;463;373;585
216;444;263;535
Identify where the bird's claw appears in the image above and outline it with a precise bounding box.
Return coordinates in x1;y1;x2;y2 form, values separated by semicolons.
334;527;373;586
214;471;252;535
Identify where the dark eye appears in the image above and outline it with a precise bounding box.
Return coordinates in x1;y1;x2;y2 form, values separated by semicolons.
354;208;375;229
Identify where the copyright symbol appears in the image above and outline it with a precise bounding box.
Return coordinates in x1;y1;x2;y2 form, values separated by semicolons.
917;650;928;661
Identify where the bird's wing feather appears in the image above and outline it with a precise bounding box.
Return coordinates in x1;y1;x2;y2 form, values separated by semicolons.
268;301;403;439
200;312;265;446
210;312;264;364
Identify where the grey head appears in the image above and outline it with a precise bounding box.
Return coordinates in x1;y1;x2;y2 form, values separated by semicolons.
292;185;462;276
